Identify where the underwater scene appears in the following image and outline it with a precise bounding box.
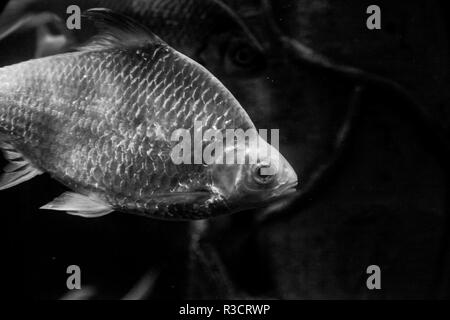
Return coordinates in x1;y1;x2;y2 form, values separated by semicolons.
1;0;449;301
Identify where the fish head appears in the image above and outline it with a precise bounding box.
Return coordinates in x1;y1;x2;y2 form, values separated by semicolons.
210;135;298;213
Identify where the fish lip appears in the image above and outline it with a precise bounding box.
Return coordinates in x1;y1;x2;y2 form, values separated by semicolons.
273;180;298;197
255;182;299;217
256;180;298;208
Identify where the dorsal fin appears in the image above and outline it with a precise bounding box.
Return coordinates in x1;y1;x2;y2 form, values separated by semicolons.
78;8;167;51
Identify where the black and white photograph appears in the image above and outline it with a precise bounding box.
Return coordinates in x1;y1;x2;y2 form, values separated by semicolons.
1;0;449;304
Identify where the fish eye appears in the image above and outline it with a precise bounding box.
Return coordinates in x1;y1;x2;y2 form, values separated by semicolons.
231;44;258;67
252;162;275;185
225;40;265;73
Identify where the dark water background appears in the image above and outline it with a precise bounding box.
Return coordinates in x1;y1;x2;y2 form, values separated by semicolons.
2;0;450;299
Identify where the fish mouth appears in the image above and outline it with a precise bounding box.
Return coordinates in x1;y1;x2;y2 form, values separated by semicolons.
256;181;299;218
261;180;299;207
273;180;298;198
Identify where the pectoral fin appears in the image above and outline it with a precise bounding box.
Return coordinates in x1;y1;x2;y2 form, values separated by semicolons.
40;192;114;218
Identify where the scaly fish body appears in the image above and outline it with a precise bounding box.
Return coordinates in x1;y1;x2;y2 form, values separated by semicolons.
0;9;297;220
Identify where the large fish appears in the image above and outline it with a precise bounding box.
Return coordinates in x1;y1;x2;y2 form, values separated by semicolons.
0;0;264;64
0;9;297;220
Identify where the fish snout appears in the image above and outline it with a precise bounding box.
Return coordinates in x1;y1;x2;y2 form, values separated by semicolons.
273;159;298;198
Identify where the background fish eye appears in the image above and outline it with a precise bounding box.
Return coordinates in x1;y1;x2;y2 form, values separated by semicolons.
229;43;259;67
223;38;266;74
231;46;264;69
196;34;266;76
